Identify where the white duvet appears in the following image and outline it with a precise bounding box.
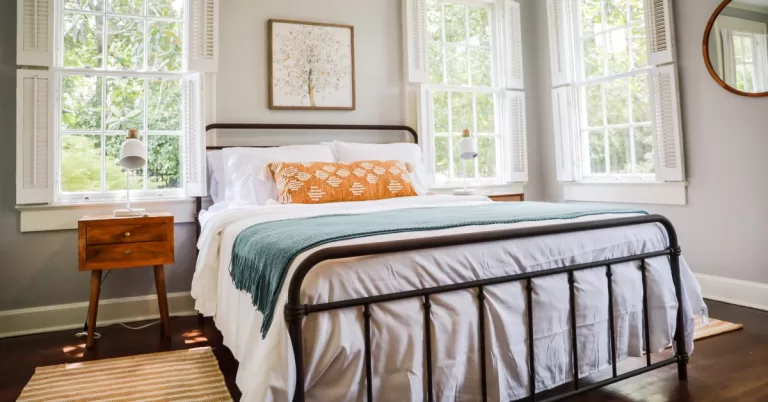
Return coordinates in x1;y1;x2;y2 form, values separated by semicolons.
191;196;707;402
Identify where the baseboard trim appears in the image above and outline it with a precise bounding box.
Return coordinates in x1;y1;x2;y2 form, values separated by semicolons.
695;273;768;312
0;292;197;339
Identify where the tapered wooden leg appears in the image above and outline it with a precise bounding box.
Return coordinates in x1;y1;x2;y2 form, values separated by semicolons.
154;265;171;337
86;270;102;348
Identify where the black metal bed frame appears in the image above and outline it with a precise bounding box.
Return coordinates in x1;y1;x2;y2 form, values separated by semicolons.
197;124;688;402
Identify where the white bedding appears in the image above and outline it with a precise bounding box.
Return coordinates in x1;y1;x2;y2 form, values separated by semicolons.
192;196;707;402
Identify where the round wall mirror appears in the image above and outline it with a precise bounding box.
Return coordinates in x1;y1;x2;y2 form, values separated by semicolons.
704;0;768;97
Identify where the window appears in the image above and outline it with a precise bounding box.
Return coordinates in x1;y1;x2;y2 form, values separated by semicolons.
404;0;527;188
576;0;654;178
548;0;685;190
15;0;218;206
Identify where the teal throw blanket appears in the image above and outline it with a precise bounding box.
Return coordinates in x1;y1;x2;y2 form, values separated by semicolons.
230;202;647;337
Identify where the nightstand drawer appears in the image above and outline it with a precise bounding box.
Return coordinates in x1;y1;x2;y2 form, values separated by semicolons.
87;223;167;245
85;242;171;268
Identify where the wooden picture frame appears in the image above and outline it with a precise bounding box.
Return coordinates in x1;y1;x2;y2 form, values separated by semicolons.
268;19;356;110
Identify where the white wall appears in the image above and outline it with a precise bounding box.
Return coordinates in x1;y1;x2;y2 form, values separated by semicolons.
215;0;405;125
535;0;768;284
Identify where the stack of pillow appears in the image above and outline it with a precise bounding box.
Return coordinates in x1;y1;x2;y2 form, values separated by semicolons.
206;141;429;206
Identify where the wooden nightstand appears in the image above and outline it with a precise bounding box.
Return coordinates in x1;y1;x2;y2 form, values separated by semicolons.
78;213;174;347
488;193;525;202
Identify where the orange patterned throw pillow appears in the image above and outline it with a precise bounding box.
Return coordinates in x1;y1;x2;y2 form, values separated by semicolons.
268;160;419;204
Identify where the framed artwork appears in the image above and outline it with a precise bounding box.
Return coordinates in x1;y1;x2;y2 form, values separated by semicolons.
268;19;356;110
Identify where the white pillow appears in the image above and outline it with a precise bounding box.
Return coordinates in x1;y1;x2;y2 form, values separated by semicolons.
206;150;225;204
332;141;428;195
222;145;336;205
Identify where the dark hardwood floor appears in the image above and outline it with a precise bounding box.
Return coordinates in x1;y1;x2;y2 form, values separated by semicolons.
1;300;766;401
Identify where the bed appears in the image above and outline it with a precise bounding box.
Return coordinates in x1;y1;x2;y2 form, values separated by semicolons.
192;124;707;402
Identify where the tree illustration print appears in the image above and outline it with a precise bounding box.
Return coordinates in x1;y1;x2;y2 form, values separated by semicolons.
271;21;353;108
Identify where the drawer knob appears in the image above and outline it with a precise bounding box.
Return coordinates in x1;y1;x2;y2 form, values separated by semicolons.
125;232;131;237
125;249;131;255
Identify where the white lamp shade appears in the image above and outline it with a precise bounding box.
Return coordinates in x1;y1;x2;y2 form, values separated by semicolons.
119;138;147;170
459;136;478;160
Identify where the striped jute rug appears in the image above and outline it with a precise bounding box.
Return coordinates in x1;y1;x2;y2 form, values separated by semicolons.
18;346;231;402
691;316;743;341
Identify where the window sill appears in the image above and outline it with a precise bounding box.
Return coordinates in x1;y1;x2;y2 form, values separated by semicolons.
16;198;199;233
562;181;687;205
429;183;526;197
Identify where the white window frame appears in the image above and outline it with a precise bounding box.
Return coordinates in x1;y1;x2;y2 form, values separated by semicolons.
53;3;188;203
716;16;768;93
548;0;686;205
16;0;218;230
413;0;528;189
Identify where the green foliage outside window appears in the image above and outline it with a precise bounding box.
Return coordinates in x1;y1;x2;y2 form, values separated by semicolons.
59;0;184;195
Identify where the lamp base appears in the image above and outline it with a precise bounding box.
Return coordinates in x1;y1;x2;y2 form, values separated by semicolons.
453;188;477;196
113;208;146;217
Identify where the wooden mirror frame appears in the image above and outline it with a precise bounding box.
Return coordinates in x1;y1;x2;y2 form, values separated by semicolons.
703;0;768;97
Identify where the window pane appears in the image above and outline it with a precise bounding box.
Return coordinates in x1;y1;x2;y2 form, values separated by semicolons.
588;130;606;174
63;13;104;68
427;0;443;42
61;135;102;193
444;3;466;43
147;135;182;189
106;134;144;190
631;74;649;123
108;0;144;15
580;0;602;36
631;22;647;69
147;79;182;131
583;36;603;79
468;6;490;46
452;134;467;178
148;21;183;72
107;17;145;70
64;0;104;11
606;29;630;75
61;75;102;131
429;43;445;84
446;45;469;85
585;84;603;127
106;76;144;131
451;92;473;133
605;78;629;125
470;47;492;86
634;126;655;174
605;0;627;29
608;128;630;174
434;136;450;182
743;37;754;62
744;64;755;92
476;93;495;133
148;0;183;18
478;136;496;178
629;0;644;23
433;92;449;132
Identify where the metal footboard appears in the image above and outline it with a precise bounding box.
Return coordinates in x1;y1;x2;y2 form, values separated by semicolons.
284;214;689;402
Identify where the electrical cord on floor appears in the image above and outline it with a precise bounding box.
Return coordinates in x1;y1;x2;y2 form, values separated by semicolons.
119;320;161;330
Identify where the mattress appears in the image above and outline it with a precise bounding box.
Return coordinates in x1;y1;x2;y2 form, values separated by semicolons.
191;195;707;402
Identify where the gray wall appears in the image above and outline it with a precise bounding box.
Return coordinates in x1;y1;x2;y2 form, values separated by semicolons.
536;0;768;284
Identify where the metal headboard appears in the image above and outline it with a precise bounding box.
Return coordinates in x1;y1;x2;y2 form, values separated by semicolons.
195;123;419;238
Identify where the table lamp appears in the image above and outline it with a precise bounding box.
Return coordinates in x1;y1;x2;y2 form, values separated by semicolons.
454;128;478;195
114;129;147;217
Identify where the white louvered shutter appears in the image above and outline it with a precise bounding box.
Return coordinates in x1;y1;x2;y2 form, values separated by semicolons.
404;0;429;83
504;0;524;90
645;0;675;66
16;70;53;204
504;91;528;183
183;73;208;196
417;86;437;185
187;0;219;72
17;0;53;67
546;0;572;87
552;87;575;182
650;65;684;182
